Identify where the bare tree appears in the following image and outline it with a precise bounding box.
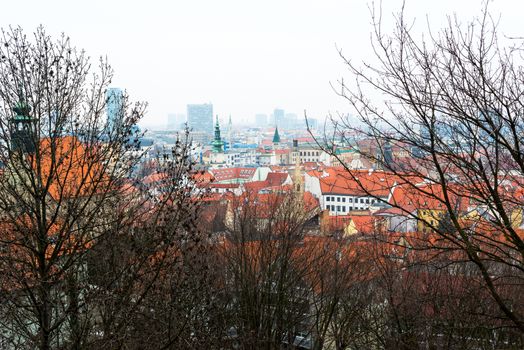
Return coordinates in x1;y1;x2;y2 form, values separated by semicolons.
218;189;322;349
0;27;204;349
319;2;524;336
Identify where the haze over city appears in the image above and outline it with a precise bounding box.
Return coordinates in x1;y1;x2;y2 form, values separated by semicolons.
0;0;524;347
0;0;521;128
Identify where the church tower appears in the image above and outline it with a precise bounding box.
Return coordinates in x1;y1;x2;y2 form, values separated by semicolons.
10;93;35;154
272;126;280;147
211;115;224;153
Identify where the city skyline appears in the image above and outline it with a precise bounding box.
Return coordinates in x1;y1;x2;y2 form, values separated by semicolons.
0;0;521;128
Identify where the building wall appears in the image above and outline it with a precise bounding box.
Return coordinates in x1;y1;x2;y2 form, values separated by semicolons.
291;149;329;164
389;215;417;232
106;88;123;130
304;174;322;199
187;103;213;135
322;194;380;215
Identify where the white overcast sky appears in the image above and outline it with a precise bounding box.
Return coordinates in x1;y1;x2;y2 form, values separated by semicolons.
0;0;521;127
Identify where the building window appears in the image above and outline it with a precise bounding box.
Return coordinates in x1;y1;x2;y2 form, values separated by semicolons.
349;198;353;203
337;197;341;202
360;198;364;204
331;196;335;201
337;206;341;211
342;198;346;202
342;206;346;212
349;206;353;211
326;197;330;202
366;198;369;204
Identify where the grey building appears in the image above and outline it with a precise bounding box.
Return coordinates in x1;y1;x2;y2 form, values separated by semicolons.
273;108;285;127
187;103;213;135
106;88;124;131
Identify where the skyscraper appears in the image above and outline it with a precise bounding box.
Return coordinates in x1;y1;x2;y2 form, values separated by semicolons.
106;88;123;131
187;103;213;135
273;108;285;127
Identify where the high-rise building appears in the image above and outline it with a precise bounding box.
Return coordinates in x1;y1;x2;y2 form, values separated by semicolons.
273;108;285;127
106;88;123;131
187;103;213;135
255;114;268;127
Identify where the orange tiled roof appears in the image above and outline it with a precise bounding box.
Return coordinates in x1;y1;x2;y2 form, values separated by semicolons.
37;136;108;200
210;167;256;182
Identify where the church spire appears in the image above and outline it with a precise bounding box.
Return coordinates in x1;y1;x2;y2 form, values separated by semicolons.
294;151;303;194
211;115;224;153
272;126;280;144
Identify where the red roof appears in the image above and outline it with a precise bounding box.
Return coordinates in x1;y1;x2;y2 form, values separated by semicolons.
314;168;400;197
192;171;215;184
323;213;376;234
266;172;289;186
144;172;168;185
210;167;256;182
243;172;289;193
37;136;107;199
228;190;319;219
274;149;290;155
205;183;239;189
389;182;468;211
295;137;315;143
350;215;376;234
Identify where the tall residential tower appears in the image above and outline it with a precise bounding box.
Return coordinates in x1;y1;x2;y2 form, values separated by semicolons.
106;88;123;131
187;103;213;135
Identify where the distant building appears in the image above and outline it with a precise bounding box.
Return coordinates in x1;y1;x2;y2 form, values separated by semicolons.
291;140;329;164
106;88;123;131
187;103;213;135
167;113;186;130
255;114;268;127
273;108;285;127
187;131;211;146
284;113;298;130
307;118;319;130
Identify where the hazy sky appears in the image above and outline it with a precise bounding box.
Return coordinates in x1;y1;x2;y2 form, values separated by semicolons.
0;0;521;127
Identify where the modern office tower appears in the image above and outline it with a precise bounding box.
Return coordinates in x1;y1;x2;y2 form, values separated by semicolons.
273;108;285;127
187;103;213;135
167;113;186;130
255;114;268;127
106;88;124;131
